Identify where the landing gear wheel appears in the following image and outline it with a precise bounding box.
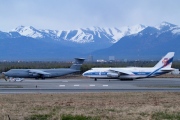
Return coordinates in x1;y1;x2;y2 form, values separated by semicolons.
94;78;97;81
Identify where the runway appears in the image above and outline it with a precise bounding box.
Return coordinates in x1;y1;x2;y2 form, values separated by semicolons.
0;78;180;93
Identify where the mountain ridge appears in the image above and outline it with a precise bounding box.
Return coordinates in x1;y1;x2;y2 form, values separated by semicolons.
4;24;146;43
0;22;180;60
92;22;180;60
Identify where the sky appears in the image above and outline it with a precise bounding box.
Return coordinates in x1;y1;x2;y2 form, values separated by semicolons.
0;0;180;31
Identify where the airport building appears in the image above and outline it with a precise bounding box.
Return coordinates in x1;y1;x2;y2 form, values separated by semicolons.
88;55;93;62
109;56;115;61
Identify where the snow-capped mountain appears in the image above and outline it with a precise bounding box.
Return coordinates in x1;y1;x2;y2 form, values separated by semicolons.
11;26;58;39
92;22;180;60
8;24;146;43
156;21;177;31
1;21;180;60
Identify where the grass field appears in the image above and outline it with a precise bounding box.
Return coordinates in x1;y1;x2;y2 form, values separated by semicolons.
1;92;180;120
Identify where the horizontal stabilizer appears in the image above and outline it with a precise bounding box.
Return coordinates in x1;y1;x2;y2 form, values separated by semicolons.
70;58;85;70
161;68;175;71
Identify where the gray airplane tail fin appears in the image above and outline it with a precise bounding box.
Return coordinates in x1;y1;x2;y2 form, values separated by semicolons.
70;58;85;70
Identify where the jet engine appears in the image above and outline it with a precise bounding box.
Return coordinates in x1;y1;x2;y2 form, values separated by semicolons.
107;72;119;78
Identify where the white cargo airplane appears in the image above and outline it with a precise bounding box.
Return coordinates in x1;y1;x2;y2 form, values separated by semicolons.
83;52;175;81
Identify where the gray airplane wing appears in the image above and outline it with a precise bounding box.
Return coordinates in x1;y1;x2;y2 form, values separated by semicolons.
28;69;50;75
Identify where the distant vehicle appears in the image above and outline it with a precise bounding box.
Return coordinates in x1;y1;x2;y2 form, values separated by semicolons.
171;69;180;75
8;78;24;82
83;52;175;81
2;58;85;80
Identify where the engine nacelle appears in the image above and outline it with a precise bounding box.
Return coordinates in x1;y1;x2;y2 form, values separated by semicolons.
107;72;119;78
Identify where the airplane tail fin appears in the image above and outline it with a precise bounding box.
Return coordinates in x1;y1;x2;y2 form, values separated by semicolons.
70;58;85;70
154;52;175;68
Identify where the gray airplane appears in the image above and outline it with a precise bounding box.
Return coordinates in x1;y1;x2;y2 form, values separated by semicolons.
2;58;85;80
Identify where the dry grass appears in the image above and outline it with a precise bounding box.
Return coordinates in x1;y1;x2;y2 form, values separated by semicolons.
0;92;180;120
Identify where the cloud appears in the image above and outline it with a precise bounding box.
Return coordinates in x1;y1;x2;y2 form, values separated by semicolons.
0;0;180;31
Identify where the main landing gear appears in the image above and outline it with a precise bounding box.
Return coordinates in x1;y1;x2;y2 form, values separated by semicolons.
35;75;45;80
94;78;97;81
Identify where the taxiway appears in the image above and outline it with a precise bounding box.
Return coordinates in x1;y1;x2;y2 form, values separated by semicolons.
0;78;180;93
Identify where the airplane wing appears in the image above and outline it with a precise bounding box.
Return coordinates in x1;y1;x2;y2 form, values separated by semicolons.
28;69;50;75
108;68;134;75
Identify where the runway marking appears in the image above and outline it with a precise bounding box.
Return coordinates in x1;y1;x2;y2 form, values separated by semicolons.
103;85;108;87
62;81;68;82
74;85;80;86
59;85;65;87
89;85;95;87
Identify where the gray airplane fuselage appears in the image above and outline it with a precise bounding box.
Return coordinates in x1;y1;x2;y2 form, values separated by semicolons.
2;58;85;80
4;68;79;78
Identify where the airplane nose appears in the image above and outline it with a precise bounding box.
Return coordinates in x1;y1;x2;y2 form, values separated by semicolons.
2;72;6;75
82;72;85;76
82;72;88;76
1;72;7;81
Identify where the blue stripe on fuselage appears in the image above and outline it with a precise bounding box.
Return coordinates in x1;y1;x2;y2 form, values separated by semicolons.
133;71;167;76
83;72;108;76
133;72;151;75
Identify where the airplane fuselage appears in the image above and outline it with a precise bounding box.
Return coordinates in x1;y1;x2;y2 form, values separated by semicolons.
83;67;170;80
3;68;79;78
